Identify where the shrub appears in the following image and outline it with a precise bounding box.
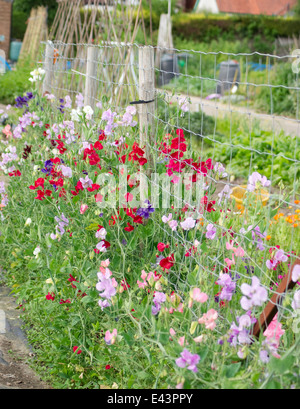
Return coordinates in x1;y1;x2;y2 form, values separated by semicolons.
0;65;33;105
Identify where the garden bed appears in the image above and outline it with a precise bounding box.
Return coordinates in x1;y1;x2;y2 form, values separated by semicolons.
0;73;299;389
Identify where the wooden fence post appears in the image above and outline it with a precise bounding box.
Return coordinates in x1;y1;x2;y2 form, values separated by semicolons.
84;46;99;110
139;46;155;204
139;46;155;169
42;42;54;96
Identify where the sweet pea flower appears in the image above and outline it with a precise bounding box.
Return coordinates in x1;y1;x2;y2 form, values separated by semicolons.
96;241;107;253
263;314;285;348
83;105;94;120
216;273;236;301
191;288;208;303
162;213;172;223
206;223;216;240
33;246;40;258
95;228;107;240
198;309;218;330
170;328;176;337
79;175;93;189
292;290;300;311
104;329;117;345
175;349;200;373
80;204;89;214
247;172;271;192
168;220;178;231
240;276;268;310
292;264;300;283
180;217;196;231
25;218;32;226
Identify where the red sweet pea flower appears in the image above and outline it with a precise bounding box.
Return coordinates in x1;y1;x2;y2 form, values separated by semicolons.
138;157;147;166
60;299;71;304
88;151;100;166
87;184;100;192
93;141;103;150
124;222;134;232
46;292;55;301
121;278;130;291
98;130;106;141
176;129;185;138
29;177;45;190
8;170;21;177
157;242;169;252
160;254;175;270
170;136;186;152
119;154;127;164
73;346;82;355
68;274;78;289
50;157;62;164
200;196;216;213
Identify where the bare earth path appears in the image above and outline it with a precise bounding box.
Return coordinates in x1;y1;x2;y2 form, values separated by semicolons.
0;285;50;389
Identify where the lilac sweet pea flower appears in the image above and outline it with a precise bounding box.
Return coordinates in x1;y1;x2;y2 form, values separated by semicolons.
60;164;72;178
216;273;236;301
292;290;300;310
175;349;200;373
218;185;232;205
240;276;268;310
180;217;196;231
292;264;300;283
206;223;217;240
75;93;84;108
79;175;93;189
152;292;166;315
247;172;271;192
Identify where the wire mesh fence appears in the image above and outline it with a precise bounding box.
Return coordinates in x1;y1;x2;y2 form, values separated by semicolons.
36;39;300;367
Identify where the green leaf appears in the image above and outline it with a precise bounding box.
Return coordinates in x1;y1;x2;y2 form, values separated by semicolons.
269;355;294;374
222;362;241;378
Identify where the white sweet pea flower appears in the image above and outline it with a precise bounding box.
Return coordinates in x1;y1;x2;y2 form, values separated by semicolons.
33;246;41;258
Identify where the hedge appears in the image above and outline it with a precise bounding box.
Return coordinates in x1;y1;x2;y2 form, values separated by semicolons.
138;11;300;44
170;13;300;42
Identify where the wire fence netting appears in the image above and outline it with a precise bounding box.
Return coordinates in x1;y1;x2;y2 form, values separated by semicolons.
28;39;300;376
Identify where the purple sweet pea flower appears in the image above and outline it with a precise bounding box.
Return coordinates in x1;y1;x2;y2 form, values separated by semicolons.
152;291;166;315
216;273;236;301
175;349;201;373
136;200;155;220
96;275;116;300
206;223;217;240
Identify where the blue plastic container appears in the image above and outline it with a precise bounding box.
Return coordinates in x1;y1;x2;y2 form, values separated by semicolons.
9;41;22;62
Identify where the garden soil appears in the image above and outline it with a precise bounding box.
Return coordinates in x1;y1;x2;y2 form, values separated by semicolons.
0;283;50;389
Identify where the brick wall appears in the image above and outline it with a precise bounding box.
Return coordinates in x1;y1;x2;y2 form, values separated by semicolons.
0;0;12;59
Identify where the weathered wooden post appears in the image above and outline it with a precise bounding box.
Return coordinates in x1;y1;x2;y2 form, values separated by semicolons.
84;46;99;109
252;257;300;339
138;46;155;203
42;42;54;96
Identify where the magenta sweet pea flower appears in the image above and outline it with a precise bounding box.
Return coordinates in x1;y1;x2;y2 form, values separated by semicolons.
175;349;200;373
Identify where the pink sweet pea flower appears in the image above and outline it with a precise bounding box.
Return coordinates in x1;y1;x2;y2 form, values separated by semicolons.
191;288;208;303
233;247;245;257
198;309;218;330
104;329;117;345
263;314;285;348
80;204;88;214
